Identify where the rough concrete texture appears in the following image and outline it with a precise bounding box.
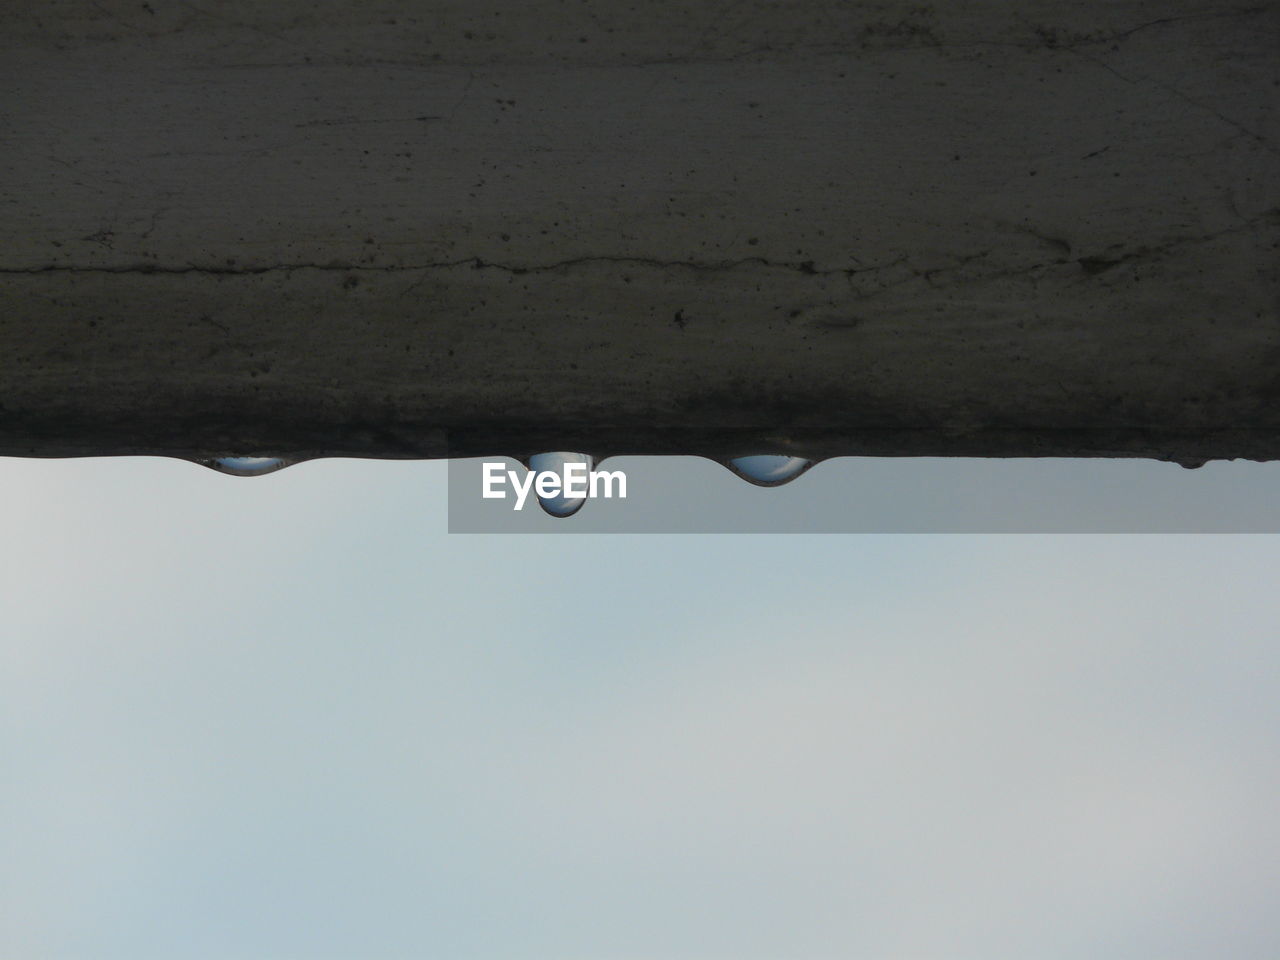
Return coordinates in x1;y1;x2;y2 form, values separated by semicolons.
1;1;1277;462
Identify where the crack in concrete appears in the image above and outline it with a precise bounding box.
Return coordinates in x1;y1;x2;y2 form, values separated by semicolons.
3;215;1272;286
0;255;886;279
1060;39;1278;155
844;214;1279;302
293;114;444;128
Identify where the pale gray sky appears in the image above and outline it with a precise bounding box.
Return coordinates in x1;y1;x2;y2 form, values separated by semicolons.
2;455;1278;958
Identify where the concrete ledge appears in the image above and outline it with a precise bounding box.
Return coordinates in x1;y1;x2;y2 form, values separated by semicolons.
2;1;1277;462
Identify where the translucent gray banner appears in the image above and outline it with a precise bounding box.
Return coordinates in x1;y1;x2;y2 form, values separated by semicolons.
447;456;1280;533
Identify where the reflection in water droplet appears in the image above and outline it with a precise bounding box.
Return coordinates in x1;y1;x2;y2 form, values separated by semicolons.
525;451;595;517
198;456;294;477
726;455;814;487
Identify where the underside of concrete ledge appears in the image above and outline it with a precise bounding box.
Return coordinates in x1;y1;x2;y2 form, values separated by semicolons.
1;0;1277;464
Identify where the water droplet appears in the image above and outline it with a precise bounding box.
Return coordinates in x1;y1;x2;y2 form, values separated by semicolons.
524;451;595;517
197;456;294;477
725;455;814;487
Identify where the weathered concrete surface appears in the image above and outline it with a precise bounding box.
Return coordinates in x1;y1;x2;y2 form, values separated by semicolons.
1;1;1277;462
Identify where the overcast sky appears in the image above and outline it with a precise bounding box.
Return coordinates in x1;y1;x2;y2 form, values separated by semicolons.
3;455;1278;959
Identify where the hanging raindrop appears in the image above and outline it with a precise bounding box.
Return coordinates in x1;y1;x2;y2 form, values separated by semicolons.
725;455;814;487
196;456;295;477
524;451;595;518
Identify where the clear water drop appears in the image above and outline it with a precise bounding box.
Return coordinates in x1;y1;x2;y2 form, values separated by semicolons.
197;456;294;477
524;451;595;518
726;455;814;487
